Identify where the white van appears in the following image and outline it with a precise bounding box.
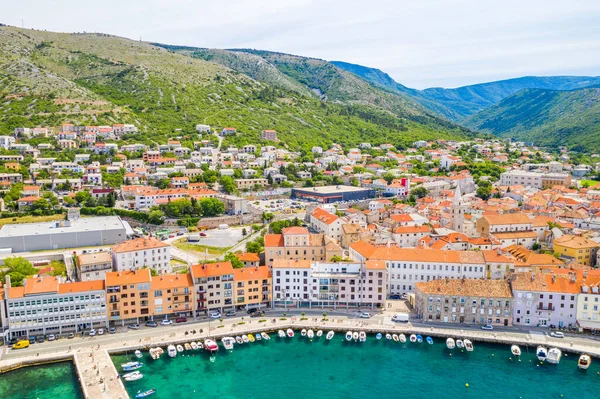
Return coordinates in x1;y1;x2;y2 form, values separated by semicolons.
218;224;229;230
391;313;409;323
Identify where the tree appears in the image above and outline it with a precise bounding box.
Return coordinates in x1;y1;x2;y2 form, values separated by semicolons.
410;186;429;199
199;197;224;217
1;257;37;287
106;192;116;208
241;228;248;237
143;266;159;276
49;260;67;277
148;210;165;225
476;181;492;200
224;253;244;269
75;190;91;204
156;178;171;189
219;176;237;194
246;240;263;254
382;172;395;184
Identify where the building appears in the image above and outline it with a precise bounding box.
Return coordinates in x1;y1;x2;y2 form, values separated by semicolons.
414;278;513;326
291;185;376;204
476;213;533;237
190;262;234;315
264;227;343;267
218;194;248;215
112;237;171;274
196;124;211;133
233;266;272;311
499;170;571;189
4;276;107;339
393;225;431;247
553;235;599;266
150;273;194;321
271;260;387;310
235;178;268;190
0;216;130;253
576;273;600;331
106;269;152;326
236;253;260;268
261;130;278;141
309;207;344;243
76;252;113;282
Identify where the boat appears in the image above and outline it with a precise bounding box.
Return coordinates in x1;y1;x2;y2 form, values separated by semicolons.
167;345;177;358
255;333;262;341
278;330;285;338
464;339;473;352
409;334;417;343
416;334;423;343
204;339;219;352
221;337;235;350
385;333;392;340
122;362;143;371
248;334;255;343
511;345;521;357
242;335;249;343
352;331;359;341
346;331;353;341
316;330;323;337
399;334;407;343
392;334;399;342
156;347;164;356
287;329;294;338
446;338;455;349
149;348;160;360
578;354;592;370
546;348;562;364
261;332;271;341
134;350;143;359
426;336;433;345
307;329;314;339
176;344;184;353
376;333;382;340
301;329;307;337
536;346;548;362
326;331;335;340
235;336;243;344
184;343;192;351
456;339;464;349
191;342;198;350
197;342;204;350
124;371;144;382
135;388;156;398
359;331;367;342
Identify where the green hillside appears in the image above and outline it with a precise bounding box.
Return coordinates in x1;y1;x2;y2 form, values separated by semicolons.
463;87;600;152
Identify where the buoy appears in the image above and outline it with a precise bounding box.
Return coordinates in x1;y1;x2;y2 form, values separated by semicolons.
465;383;469;388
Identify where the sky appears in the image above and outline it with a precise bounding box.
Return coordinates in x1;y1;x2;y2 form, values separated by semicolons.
3;0;600;89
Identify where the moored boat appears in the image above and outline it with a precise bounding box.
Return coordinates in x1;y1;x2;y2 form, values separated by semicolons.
135;388;156;398
537;346;548;362
204;339;219;352
359;331;367;342
578;354;591;370
446;338;455;349
235;336;243;345
416;334;423;343
301;329;307;337
278;330;285;338
456;339;464;349
242;335;249;343
511;345;521;357
346;331;353;341
392;334;399;342
261;332;271;340
287;329;294;338
385;333;392;340
352;331;359;341
307;329;314;339
399;334;407;343
255;333;262;341
184;343;192;351
124;371;144;381
546;348;562;364
197;342;204;350
326;331;335;340
134;350;143;359
176;345;184;353
221;337;235;350
409;334;417;343
426;336;433;345
316;330;323;337
248;334;255;343
376;333;382;340
191;342;198;350
122;361;143;371
464;339;473;352
167;345;177;358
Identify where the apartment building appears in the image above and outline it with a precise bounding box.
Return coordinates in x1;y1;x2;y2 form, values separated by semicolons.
106;269;152;326
235;178;268;190
393;225;431;247
76;252;113;281
553;235;599;266
264;226;343;267
476;213;533;237
233;266;272;311
4;276;107;339
112;237;171;274
261;129;278;141
309;208;344;243
415;278;513;326
190;262;234;316
150;273;194;321
576;273;600;331
499;170;571;189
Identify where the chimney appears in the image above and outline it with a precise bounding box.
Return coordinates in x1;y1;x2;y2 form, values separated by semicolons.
531;273;535;282
551;275;556;283
584;270;588;278
570;273;576;283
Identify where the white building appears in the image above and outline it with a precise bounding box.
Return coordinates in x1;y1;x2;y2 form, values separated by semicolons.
310;207;344;243
112;237;172;274
0;136;16;150
196;124;211;133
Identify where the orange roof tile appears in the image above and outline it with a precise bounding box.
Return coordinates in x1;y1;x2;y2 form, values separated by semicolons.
58;280;105;294
190;262;234;278
264;234;284;247
113;237;169;253
24;276;58;295
415;278;512;298
151;273;193;289
106;269;152;286
236;253;260;262
233;266;272;280
271;259;312;269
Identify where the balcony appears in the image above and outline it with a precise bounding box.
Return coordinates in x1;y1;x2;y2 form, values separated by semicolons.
538;304;554;311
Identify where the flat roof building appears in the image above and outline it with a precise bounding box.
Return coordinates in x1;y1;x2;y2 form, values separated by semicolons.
291;185;375;204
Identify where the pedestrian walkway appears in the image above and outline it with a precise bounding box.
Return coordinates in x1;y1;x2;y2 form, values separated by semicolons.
74;349;128;399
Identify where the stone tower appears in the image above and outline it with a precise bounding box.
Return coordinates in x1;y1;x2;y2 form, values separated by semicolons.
451;184;466;232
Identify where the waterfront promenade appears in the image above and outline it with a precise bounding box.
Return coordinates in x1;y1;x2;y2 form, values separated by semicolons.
3;310;600;398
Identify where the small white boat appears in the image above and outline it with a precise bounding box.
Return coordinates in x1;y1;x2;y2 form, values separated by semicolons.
578;354;592;370
167;345;177;358
191;342;198;350
352;331;359;341
456;339;464;349
537;346;548;362
261;332;271;340
464;339;473;352
399;334;407;343
156;347;164;356
392;334;399;342
346;331;353;341
134;350;143;359
123;371;143;381
376;333;382;340
546;348;562;364
316;330;323;337
221;337;235;350
301;329;307;337
511;345;521;357
307;329;314;339
385;333;392;340
149;348;160;360
197;342;204;350
287;329;294;338
184;343;192;351
326;331;335;340
204;339;219;352
446;338;455;349
409;334;417;343
122;361;143;371
176;344;184;353
242;335;249;343
359;331;367;342
278;330;285;338
255;333;262;341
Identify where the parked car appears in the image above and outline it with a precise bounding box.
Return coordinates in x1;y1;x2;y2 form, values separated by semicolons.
109;327;116;334
36;336;45;343
89;329;97;336
160;319;173;326
28;336;36;344
481;325;494;330
176;231;184;236
389;294;401;300
550;331;565;338
199;232;207;237
145;321;158;328
209;312;222;319
13;340;30;349
247;308;259;315
225;310;236;317
98;328;105;335
175;317;187;323
48;334;56;341
127;324;140;330
359;312;371;319
67;333;75;339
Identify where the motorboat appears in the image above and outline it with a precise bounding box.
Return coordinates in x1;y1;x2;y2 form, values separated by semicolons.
204;339;219;352
359;331;367;342
221;337;235;350
578;354;592;370
149;348;161;360
392;334;399;342
287;329;294;338
242;335;249;343
376;333;382;340
316;330;323;337
446;338;455;349
346;331;353;342
123;371;144;382
352;332;359;341
261;332;271;340
399;334;407;343
301;329;307;337
307;329;314;339
255;333;262;341
134;350;143;359
135;388;156;398
511;345;521;357
167;345;177;358
426;336;433;345
385;333;392;340
176;344;184;353
546;348;562;364
326;331;335;340
464;339;473;352
235;336;243;344
409;334;417;343
536;346;548;362
122;362;143;371
191;342;198;350
456;339;464;349
416;334;423;343
278;330;285;338
197;342;204;350
184;343;192;351
248;334;255;343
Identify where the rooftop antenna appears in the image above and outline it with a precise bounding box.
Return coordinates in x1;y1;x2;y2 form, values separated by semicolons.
21;19;24;29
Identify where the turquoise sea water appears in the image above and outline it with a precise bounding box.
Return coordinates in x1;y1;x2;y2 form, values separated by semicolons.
0;361;83;399
112;333;600;399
